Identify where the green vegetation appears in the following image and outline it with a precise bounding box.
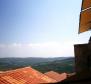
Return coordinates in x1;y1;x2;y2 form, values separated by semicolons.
0;57;75;73
33;57;75;73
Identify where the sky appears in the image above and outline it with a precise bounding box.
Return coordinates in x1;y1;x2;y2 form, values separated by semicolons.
0;0;90;58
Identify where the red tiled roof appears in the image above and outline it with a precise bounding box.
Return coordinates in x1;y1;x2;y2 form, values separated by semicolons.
0;71;4;73
44;71;67;82
0;67;56;84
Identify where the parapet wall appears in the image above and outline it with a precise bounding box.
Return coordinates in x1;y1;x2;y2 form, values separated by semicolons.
74;43;91;73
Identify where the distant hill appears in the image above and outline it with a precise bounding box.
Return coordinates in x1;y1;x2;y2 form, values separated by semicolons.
0;57;70;71
33;57;75;73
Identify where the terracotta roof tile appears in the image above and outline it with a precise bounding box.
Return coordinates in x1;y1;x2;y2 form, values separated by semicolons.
0;71;4;73
44;71;67;82
0;67;56;84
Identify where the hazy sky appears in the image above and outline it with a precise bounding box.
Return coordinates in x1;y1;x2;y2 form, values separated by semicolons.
0;0;90;58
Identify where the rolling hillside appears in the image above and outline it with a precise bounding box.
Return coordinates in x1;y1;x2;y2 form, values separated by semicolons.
33;57;75;73
0;57;75;73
